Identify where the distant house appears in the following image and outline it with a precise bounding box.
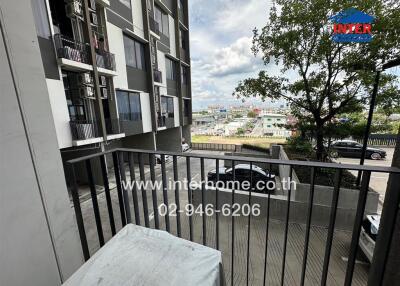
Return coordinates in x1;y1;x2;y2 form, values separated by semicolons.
262;114;291;137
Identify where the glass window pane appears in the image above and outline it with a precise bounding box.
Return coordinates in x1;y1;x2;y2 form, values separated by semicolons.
135;42;143;70
117;91;130;120
123;36;137;68
162;14;169;36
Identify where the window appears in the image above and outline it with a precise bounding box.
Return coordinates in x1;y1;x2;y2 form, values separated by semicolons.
31;0;51;38
183;99;191;117
154;5;169;36
123;35;146;70
161;96;174;118
181;65;189;84
179;29;186;50
117;91;142;121
166;57;177;80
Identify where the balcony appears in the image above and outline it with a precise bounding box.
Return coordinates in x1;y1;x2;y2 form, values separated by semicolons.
149;15;161;36
153;69;162;83
69;119;102;146
96;51;117;73
54;34;91;71
66;147;400;285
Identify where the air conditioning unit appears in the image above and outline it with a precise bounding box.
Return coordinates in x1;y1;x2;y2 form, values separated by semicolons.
79;86;95;98
99;75;107;86
77;73;93;86
100;88;108;99
66;2;82;18
88;0;96;10
90;12;98;26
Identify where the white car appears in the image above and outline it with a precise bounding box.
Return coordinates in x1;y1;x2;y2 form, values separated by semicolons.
359;214;380;262
182;143;190;152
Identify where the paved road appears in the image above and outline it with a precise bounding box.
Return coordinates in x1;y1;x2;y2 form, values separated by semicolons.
250;119;264;136
333;147;394;203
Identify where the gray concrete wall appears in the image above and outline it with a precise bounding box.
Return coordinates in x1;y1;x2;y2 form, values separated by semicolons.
0;1;83;285
122;132;156;150
192;187;369;231
156;127;182;152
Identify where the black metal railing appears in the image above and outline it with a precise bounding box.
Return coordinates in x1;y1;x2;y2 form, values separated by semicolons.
66;148;400;285
54;34;90;65
96;51;116;71
154;69;162;83
149;14;160;35
70;120;100;140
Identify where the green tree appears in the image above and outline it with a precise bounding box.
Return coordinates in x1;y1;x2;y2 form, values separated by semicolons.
236;128;245;135
233;0;400;159
247;111;257;118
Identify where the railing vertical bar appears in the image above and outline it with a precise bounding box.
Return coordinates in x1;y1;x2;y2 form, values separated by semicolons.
69;164;90;261
173;156;182;237
128;153;141;225
85;159;105;246
138;153;150;227
149;153;160;229
321;169;342;286
300;166;317;286
216;159;220;250
344;171;371;286
231;160;236;286
186;157;194;241
118;152;132;224
112;152;127;226
246;162;253;286
161;154;170;232
200;157;207;245
99;155;116;235
263;163;272;286
280;165;293;286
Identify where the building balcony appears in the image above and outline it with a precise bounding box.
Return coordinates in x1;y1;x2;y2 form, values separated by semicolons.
149;14;160;36
69;119;102;146
54;34;92;71
65;147;400;285
96;51;116;72
153;69;162;83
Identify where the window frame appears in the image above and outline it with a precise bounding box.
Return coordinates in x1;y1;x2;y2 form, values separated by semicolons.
123;35;146;71
116;90;142;122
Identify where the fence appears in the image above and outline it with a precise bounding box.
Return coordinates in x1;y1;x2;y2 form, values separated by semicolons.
191;143;241;152
66;148;400;285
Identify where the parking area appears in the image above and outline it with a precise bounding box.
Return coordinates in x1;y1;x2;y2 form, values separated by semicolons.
333;147;394;203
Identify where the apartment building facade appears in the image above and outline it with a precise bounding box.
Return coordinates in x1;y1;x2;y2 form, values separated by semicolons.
31;0;192;166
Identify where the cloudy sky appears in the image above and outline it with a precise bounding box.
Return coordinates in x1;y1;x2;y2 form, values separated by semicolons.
188;0;274;110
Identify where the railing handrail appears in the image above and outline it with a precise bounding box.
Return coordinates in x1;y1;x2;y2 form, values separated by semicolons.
54;33;89;46
65;147;400;173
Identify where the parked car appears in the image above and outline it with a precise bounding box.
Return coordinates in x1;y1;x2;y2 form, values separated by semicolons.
155;154;172;164
207;164;275;193
329;140;386;160
182;143;190;152
359;214;380;263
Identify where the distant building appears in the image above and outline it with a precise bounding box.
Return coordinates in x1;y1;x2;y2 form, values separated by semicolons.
262;114;291;137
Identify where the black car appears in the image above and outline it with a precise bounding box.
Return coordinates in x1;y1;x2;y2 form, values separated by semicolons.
330;140;386;160
207;164;275;193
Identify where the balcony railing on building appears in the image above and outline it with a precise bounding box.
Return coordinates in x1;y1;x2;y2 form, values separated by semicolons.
153;69;162;83
69;119;100;140
66;146;400;285
149;15;160;35
96;51;116;71
54;34;90;65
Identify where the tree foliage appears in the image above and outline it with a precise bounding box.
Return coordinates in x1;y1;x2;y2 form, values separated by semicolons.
233;0;400;159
